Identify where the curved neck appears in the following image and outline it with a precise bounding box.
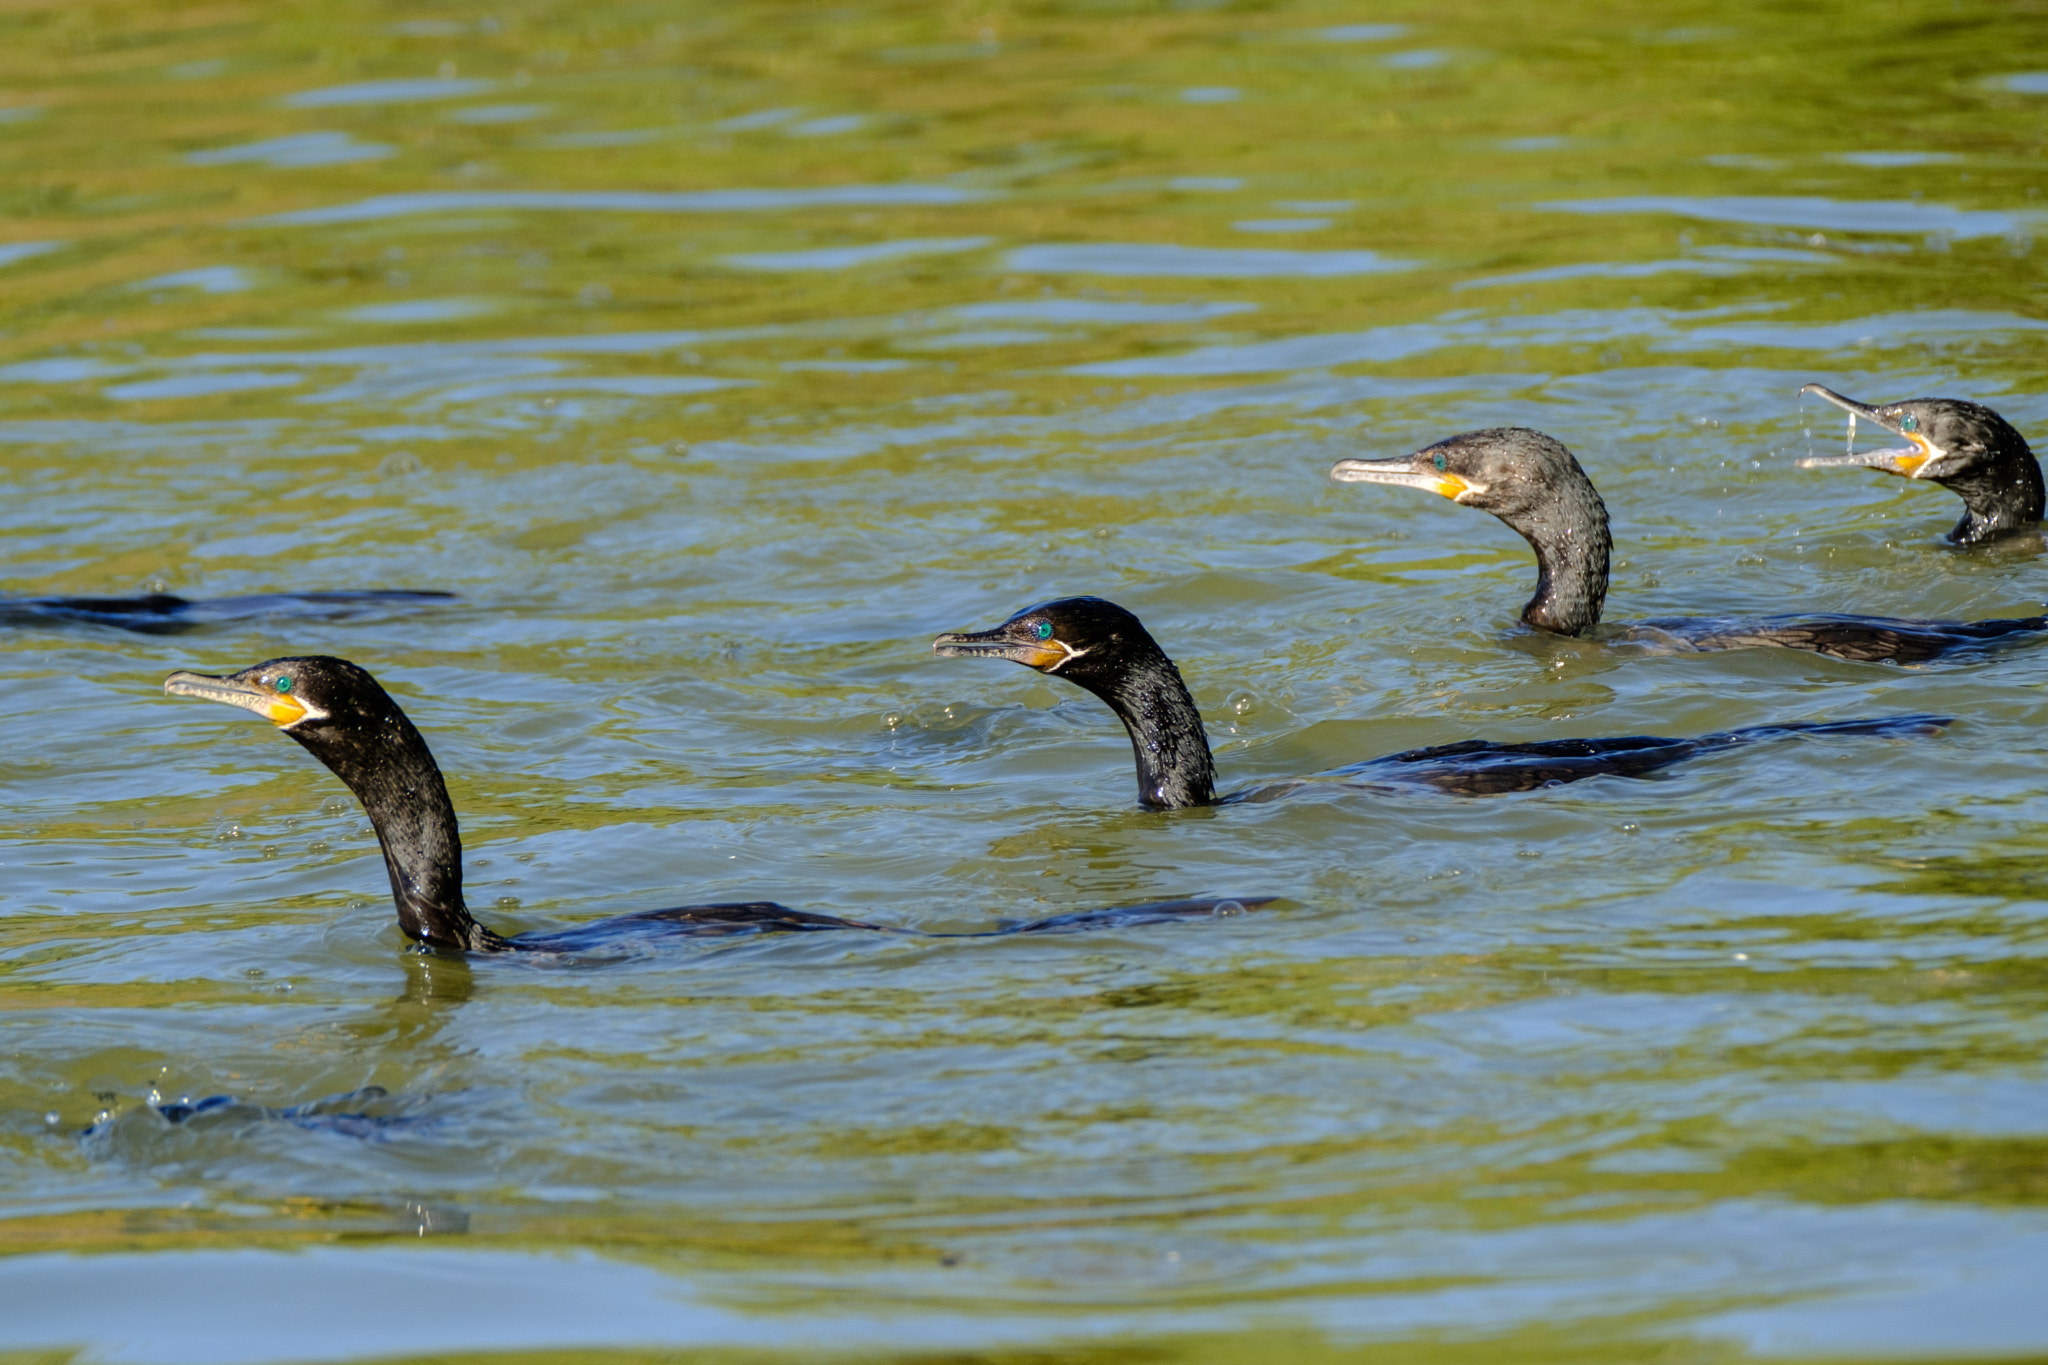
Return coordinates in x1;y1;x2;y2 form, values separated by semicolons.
1946;455;2045;545
1506;479;1611;637
1074;652;1216;810
291;712;509;953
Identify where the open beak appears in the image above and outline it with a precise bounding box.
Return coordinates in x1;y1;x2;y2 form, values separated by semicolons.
1330;454;1474;501
1797;384;1937;478
164;669;308;727
932;623;1069;672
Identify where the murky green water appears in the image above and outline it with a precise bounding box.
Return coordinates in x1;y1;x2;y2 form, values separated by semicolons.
4;1;2048;1360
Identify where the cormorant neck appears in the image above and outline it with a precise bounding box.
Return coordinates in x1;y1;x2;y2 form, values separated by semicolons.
1944;453;2045;546
1502;476;1611;637
288;709;509;953
1069;647;1216;810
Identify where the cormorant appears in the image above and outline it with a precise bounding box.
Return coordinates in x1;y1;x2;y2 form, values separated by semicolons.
163;656;1259;952
5;589;452;634
1331;428;2048;664
1797;384;2043;545
932;596;1946;809
84;1087;407;1140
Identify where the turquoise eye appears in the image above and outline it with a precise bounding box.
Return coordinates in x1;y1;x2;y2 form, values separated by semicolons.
1033;621;1053;641
1899;413;1919;434
1433;453;1448;472
273;675;292;693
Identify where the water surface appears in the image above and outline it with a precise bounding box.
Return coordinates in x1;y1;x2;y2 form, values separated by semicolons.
3;1;2048;1360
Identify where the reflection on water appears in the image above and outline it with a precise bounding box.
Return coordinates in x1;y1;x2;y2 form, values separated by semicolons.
3;0;2048;1360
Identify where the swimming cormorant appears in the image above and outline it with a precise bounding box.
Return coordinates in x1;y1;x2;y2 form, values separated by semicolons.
1331;428;2048;664
1797;385;2043;545
163;656;1257;952
933;596;1946;809
5;589;452;634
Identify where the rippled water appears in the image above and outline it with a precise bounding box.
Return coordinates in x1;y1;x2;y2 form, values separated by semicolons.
5;2;2048;1360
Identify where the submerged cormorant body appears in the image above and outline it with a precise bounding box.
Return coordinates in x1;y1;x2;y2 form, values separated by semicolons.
4;589;452;634
1331;428;2048;665
164;657;1258;953
85;1086;410;1140
932;596;1946;810
1798;385;2043;545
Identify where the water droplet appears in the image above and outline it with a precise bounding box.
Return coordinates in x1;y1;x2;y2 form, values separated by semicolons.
43;1111;59;1127
494;895;521;909
146;1089;161;1106
1733;952;1749;961
1228;691;1256;717
1212;900;1245;917
377;450;423;477
883;712;901;729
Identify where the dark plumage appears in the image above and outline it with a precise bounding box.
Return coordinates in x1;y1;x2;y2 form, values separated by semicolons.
1799;385;2043;545
932;596;1947;810
1331;427;2048;664
3;589;452;634
164;656;1261;953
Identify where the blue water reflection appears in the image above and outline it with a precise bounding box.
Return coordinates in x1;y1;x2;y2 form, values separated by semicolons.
1540;194;2034;239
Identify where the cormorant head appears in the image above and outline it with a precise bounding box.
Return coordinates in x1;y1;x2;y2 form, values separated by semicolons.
164;656;400;752
1330;427;1595;529
1797;385;2030;486
934;596;1212;808
932;596;1159;687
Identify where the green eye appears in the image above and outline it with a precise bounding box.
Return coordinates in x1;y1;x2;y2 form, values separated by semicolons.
272;675;292;693
1433;453;1448;472
1033;621;1053;641
1899;413;1919;434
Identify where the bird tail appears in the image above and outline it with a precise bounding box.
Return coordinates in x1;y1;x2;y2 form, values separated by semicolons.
989;896;1274;935
1691;712;1952;754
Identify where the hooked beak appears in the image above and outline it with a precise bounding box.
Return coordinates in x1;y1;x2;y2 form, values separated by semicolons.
1330;454;1475;501
164;669;310;727
1797;384;1937;478
932;623;1072;672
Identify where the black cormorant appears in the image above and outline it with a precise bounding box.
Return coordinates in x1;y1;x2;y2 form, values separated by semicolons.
164;656;1259;952
1331;428;2047;664
1797;384;2043;545
933;596;1945;810
5;589;452;634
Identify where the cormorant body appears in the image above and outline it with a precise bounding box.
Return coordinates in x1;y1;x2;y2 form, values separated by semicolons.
1798;385;2043;545
932;596;1947;810
164;656;1259;953
85;1086;409;1140
1331;428;2048;665
5;589;453;634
